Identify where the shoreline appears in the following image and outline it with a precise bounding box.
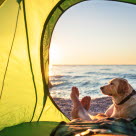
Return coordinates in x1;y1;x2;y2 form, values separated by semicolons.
53;96;112;120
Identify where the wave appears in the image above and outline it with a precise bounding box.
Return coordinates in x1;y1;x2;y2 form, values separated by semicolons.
100;68;111;71
85;71;119;76
122;74;136;79
50;80;73;87
51;73;136;82
50;75;64;78
50;81;66;87
85;72;98;74
103;77;113;80
50;75;90;79
81;81;90;86
72;75;88;79
50;75;71;79
85;72;118;76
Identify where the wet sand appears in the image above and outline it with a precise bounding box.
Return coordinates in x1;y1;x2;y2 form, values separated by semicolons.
53;96;112;120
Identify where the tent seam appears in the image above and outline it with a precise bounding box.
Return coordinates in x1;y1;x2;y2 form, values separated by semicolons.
38;0;68;121
22;0;38;122
58;5;64;12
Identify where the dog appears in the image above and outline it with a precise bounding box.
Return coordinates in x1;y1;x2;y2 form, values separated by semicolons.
100;78;136;121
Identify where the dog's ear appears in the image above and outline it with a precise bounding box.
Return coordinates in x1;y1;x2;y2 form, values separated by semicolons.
117;79;129;95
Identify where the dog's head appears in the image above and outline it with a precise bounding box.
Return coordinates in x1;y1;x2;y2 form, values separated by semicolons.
100;78;131;96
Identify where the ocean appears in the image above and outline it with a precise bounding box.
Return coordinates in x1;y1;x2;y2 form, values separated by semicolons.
49;65;136;99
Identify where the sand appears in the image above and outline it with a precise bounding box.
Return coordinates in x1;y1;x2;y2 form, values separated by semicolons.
53;96;112;120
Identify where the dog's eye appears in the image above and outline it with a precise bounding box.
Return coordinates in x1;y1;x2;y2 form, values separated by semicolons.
110;83;114;85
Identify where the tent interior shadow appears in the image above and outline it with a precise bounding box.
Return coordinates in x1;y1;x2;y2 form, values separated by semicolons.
0;121;59;136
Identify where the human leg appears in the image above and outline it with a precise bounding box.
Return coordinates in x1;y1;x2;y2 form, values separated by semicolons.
70;87;92;120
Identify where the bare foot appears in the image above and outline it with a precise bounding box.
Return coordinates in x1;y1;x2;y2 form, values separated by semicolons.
81;96;91;111
70;87;80;119
70;86;79;100
70;87;91;120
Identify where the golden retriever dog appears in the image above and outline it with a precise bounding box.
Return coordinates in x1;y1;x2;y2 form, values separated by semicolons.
71;78;136;121
100;78;136;121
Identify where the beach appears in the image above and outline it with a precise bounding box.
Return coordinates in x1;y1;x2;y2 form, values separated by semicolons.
53;96;112;120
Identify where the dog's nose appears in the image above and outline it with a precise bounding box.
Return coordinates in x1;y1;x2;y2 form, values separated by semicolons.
100;86;104;90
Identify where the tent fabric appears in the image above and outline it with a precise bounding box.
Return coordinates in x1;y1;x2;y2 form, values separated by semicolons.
0;121;59;136
0;0;136;135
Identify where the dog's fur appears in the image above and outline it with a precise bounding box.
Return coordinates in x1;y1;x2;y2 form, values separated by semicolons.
100;78;136;121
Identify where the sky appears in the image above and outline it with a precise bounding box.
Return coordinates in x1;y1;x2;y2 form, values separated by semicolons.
49;0;136;65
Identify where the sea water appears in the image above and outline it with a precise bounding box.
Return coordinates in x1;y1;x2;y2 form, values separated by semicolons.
49;65;136;99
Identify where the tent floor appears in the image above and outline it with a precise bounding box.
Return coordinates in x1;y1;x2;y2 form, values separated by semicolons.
0;121;59;136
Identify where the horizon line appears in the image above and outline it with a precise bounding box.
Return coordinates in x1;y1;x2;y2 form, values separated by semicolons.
51;64;136;66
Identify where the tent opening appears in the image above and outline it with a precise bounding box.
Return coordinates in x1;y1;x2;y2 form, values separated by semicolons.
49;0;136;120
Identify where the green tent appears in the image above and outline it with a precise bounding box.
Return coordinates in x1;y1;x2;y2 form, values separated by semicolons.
0;0;135;135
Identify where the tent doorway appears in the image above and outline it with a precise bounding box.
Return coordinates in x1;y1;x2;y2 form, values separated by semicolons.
49;0;136;120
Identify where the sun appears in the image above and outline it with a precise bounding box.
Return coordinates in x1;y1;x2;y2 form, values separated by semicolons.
49;42;62;65
49;43;62;76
